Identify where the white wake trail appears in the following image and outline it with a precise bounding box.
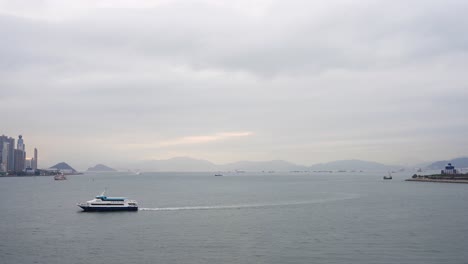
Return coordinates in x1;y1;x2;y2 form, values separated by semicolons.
139;193;358;211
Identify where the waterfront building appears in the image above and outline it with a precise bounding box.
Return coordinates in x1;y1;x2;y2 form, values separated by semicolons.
14;149;25;172
24;168;35;174
25;158;32;169
16;135;28;170
441;163;458;175
1;134;37;173
0;135;15;171
33;148;38;170
17;135;25;151
1;142;9;172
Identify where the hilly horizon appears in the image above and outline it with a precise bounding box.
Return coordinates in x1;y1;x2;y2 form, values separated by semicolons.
309;159;399;171
125;157;398;172
134;157;219;172
49;156;468;172
427;157;468;169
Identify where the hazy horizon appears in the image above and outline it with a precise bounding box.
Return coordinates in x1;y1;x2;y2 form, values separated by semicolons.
18;154;468;172
2;0;468;170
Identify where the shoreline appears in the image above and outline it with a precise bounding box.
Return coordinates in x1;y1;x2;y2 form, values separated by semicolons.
405;178;468;184
0;173;83;178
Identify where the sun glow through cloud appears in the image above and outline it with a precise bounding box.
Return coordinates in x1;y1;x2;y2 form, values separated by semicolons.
159;132;253;147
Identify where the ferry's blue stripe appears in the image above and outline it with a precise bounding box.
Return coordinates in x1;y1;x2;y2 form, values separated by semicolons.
79;206;138;212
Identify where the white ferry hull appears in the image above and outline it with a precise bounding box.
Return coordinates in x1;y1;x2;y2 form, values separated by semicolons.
78;192;139;212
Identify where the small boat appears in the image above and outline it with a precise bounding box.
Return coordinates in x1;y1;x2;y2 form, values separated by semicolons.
383;172;392;180
54;173;67;180
77;191;138;212
214;174;223;177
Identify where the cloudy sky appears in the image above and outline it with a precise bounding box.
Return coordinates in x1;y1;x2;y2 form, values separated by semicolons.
1;0;467;169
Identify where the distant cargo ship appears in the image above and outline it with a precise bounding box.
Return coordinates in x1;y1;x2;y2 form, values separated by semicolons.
77;192;138;212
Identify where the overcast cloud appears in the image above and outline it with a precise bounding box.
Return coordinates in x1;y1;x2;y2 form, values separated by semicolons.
1;0;467;169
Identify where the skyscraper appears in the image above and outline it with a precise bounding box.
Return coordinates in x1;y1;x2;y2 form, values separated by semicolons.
0;135;15;172
1;142;9;172
0;138;4;172
13;135;26;172
17;135;25;151
33;148;38;170
14;149;25;172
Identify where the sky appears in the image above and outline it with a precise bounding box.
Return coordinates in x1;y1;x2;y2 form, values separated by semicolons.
1;0;468;170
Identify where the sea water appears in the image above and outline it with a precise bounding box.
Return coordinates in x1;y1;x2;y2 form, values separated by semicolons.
1;172;468;264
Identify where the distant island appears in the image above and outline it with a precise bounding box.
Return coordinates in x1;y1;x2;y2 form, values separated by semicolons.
87;164;116;172
49;162;81;175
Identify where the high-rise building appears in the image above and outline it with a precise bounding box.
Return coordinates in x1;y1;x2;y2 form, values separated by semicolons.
16;135;27;171
0;135;15;172
14;149;25;172
1;142;9;172
33;148;38;170
17;135;25;151
0;140;4;172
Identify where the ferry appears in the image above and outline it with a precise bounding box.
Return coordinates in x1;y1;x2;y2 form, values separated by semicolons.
77;192;138;212
54;173;67;180
383;172;393;180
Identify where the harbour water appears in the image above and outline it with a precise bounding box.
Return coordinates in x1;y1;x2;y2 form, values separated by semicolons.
1;172;468;264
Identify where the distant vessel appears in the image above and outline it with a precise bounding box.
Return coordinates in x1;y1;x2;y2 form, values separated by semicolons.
77;191;138;212
214;174;223;177
383;172;392;180
54;173;67;180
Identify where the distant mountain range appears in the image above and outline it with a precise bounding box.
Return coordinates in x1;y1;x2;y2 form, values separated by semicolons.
130;157;395;172
427;157;468;169
222;160;309;171
87;164;116;172
46;156;468;173
135;157;218;172
50;162;76;172
309;159;396;171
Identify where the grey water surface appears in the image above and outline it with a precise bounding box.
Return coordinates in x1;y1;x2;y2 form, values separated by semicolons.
1;172;467;264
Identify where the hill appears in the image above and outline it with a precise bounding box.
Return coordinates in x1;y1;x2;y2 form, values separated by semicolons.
133;157;307;172
427;157;468;169
50;162;77;172
135;157;218;172
222;160;308;171
131;157;396;172
87;164;116;172
309;159;395;171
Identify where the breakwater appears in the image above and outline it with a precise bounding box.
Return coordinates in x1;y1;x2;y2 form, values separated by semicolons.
406;178;468;184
